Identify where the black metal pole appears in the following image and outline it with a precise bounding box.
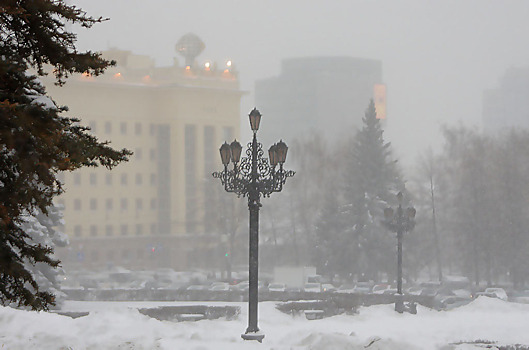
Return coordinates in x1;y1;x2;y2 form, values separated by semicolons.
243;132;262;339
395;204;404;313
397;228;403;295
247;198;259;333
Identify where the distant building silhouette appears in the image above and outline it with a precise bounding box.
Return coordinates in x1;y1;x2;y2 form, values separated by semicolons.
255;56;385;146
483;66;529;132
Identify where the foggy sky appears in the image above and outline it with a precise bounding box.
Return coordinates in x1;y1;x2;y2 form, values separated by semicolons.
72;0;529;167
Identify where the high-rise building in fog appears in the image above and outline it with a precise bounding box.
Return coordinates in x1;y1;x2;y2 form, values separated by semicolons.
44;34;243;271
483;66;529;132
255;57;385;146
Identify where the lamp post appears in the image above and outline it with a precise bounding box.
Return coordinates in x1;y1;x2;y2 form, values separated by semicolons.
382;192;416;313
213;108;294;342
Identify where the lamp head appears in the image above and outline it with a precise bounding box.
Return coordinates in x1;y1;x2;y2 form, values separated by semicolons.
219;142;231;166
275;140;288;164
268;144;278;168
230;140;242;163
249;108;262;133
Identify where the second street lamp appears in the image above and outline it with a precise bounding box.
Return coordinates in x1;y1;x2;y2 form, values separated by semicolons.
382;192;416;313
213;108;294;342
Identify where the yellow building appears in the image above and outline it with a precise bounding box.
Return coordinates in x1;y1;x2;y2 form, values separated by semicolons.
45;34;243;271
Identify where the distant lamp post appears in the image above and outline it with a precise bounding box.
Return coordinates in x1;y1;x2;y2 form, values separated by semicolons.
213;108;294;342
382;192;416;313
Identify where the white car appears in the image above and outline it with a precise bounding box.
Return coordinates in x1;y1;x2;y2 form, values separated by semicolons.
268;283;286;292
336;284;356;294
484;287;508;301
303;283;322;293
209;283;230;291
372;284;392;294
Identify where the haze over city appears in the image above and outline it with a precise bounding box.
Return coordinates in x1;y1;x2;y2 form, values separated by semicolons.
3;1;529;348
72;0;529;164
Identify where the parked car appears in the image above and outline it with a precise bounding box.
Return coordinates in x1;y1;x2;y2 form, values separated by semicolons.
209;283;230;291
336;284;356;294
372;284;392;294
285;286;302;293
235;281;267;292
405;286;423;295
321;284;337;293
484;287;508;301
353;282;373;294
437;296;472;310
303;283;322;293
186;284;207;291
268;283;286;292
382;288;398;295
474;291;498;299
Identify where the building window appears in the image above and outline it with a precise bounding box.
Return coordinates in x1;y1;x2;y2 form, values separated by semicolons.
120;173;128;185
120;122;127;135
105;225;113;236
74;199;81;211
90;198;97;210
135;123;142;135
150;149;156;161
105;122;112;134
150;173;157;186
89;173;97;186
120;225;128;236
135;224;143;236
136;198;143;210
105;173;112;186
135;174;143;185
74;225;82;237
150;223;157;235
150;198;157;210
150;123;156;136
90;225;97;237
89;121;96;133
120;198;128;210
73;173;81;186
106;198;113;210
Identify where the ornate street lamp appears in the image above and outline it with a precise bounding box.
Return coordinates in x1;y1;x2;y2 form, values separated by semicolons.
213;108;294;342
382;192;416;313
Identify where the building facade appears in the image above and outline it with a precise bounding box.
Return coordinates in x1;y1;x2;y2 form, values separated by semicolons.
483;66;529;132
45;35;243;271
255;56;384;146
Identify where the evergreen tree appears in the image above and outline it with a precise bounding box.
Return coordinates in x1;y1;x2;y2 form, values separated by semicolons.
0;0;131;310
343;100;405;281
21;204;68;308
312;185;350;281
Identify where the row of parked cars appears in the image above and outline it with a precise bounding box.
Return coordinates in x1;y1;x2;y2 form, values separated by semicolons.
191;279;529;310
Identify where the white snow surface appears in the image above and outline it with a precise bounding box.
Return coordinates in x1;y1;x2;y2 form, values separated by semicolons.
1;297;528;349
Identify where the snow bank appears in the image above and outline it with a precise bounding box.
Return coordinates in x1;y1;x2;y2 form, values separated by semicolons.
1;297;528;349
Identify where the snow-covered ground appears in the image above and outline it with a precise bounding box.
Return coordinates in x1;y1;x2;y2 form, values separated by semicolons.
1;297;528;349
